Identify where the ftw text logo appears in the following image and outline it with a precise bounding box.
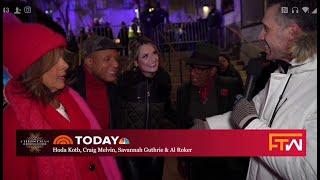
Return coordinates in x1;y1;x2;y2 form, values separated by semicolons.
269;133;303;152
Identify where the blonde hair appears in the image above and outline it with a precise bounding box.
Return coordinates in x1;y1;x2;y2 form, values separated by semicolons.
290;31;317;62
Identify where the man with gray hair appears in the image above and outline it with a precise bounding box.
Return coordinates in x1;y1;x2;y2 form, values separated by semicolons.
201;1;317;179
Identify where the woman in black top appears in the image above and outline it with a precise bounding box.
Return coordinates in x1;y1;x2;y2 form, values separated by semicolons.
117;36;175;180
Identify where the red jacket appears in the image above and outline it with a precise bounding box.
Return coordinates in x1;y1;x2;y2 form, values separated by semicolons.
3;80;122;180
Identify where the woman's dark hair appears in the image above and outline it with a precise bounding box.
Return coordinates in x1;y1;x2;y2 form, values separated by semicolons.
20;48;66;105
219;53;231;63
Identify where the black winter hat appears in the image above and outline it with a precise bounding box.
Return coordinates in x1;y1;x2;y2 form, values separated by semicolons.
185;42;219;66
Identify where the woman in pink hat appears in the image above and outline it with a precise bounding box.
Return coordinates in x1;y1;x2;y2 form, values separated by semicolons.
3;14;122;180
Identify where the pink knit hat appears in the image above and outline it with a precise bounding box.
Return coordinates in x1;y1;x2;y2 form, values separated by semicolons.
3;13;66;79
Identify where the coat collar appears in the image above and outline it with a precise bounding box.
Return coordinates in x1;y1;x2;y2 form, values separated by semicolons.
288;53;317;74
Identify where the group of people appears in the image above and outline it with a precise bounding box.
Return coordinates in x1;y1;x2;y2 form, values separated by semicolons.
3;0;317;180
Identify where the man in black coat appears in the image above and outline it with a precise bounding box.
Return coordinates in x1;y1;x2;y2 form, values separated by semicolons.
176;42;248;180
207;2;223;46
71;36;122;129
117;22;129;55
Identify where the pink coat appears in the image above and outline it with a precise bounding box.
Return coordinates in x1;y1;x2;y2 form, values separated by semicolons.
3;80;123;180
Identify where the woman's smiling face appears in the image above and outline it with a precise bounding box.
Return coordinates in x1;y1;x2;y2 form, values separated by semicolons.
136;44;159;77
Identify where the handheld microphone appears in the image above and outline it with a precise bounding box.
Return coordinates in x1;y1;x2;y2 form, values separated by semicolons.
243;52;265;101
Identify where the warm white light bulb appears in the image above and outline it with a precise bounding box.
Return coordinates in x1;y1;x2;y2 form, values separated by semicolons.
203;6;209;13
202;6;210;18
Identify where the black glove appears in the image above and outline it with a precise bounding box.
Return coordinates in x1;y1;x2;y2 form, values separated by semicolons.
231;96;258;129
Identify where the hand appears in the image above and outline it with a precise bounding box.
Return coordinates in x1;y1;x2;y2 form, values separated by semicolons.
191;119;210;129
231;97;258;129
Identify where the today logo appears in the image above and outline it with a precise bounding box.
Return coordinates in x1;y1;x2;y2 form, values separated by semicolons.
53;135;74;145
53;135;130;145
